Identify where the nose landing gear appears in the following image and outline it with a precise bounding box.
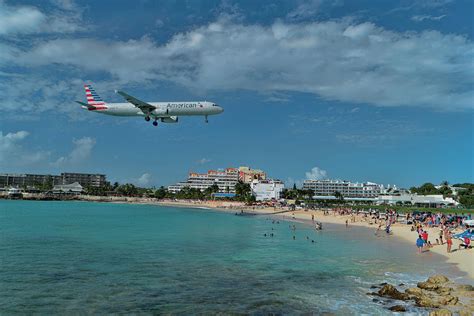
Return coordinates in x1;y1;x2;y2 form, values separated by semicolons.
205;115;208;123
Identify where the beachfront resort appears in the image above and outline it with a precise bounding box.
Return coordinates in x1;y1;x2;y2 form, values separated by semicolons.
0;167;469;208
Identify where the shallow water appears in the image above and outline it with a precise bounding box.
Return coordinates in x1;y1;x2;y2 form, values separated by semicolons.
0;200;465;314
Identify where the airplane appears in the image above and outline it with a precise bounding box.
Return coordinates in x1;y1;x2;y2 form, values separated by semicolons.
75;84;223;126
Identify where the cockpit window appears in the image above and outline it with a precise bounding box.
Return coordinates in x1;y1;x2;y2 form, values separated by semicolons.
213;103;219;107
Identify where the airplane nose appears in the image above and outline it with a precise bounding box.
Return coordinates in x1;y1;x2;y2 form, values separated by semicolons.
218;106;224;113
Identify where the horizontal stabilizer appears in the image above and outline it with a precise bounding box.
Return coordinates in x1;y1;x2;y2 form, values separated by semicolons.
75;100;95;110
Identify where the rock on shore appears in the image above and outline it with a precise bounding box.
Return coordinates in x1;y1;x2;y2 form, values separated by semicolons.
370;275;474;314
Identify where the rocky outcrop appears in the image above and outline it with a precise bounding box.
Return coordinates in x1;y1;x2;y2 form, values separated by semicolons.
427;275;450;284
405;287;423;297
437;295;458;306
414;296;440;308
378;284;410;300
459;309;473;316
369;275;473;314
429;309;452;316
388;305;406;312
417;275;452;291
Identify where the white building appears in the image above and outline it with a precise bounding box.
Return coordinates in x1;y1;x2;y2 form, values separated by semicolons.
52;182;83;194
251;179;284;201
302;179;383;198
168;168;239;193
376;194;459;206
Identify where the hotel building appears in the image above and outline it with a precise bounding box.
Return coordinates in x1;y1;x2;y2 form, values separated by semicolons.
168;166;268;193
60;173;106;188
168;168;240;193
238;166;266;183
0;172;106;189
302;179;382;198
250;179;284;201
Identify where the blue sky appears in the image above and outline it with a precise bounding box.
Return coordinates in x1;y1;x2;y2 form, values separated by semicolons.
0;0;472;188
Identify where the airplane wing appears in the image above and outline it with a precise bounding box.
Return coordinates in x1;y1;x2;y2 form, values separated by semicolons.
115;90;156;114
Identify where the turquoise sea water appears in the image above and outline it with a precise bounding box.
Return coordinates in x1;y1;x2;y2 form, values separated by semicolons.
0;201;466;314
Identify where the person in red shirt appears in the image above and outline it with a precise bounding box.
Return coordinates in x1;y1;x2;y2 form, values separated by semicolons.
421;231;428;243
459;236;471;250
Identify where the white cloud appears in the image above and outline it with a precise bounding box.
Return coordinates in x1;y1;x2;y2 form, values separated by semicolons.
11;19;472;111
305;166;328;180
53;137;96;167
287;0;323;21
0;1;83;36
0;130;29;155
0;76;104;120
0;3;45;35
0;130;50;166
135;173;152;187
415;0;454;8
197;158;211;164
411;14;446;22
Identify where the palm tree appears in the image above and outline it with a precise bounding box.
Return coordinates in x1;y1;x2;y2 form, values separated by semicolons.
334;191;344;202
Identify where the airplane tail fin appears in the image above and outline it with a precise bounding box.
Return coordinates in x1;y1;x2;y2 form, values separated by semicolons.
81;84;107;110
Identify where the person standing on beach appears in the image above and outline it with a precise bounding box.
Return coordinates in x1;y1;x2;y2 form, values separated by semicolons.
421;230;428;244
439;226;444;245
312;214;314;222
345;219;348;227
446;231;453;253
416;235;425;253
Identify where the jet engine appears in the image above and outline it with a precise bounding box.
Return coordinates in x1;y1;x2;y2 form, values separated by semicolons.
161;116;178;123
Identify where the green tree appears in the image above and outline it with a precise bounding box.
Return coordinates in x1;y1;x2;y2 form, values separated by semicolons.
43;175;54;191
155;186;167;199
235;181;252;201
411;183;439;195
210;184;220;193
438;185;452;197
334;191;344;202
117;183;138;196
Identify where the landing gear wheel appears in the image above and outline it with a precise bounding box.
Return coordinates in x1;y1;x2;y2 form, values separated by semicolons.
152;121;158;126
145;116;151;122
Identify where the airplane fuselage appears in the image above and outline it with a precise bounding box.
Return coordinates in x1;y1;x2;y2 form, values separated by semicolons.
90;101;223;117
79;85;223;126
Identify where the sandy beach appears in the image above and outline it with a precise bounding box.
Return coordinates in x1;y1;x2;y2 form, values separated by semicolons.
147;199;474;279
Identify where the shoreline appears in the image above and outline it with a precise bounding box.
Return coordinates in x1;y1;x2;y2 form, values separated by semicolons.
3;197;473;279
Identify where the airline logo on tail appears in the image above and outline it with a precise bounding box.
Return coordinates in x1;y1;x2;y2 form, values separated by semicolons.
76;84;108;110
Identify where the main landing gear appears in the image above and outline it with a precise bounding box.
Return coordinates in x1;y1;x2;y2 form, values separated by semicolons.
145;116;158;126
